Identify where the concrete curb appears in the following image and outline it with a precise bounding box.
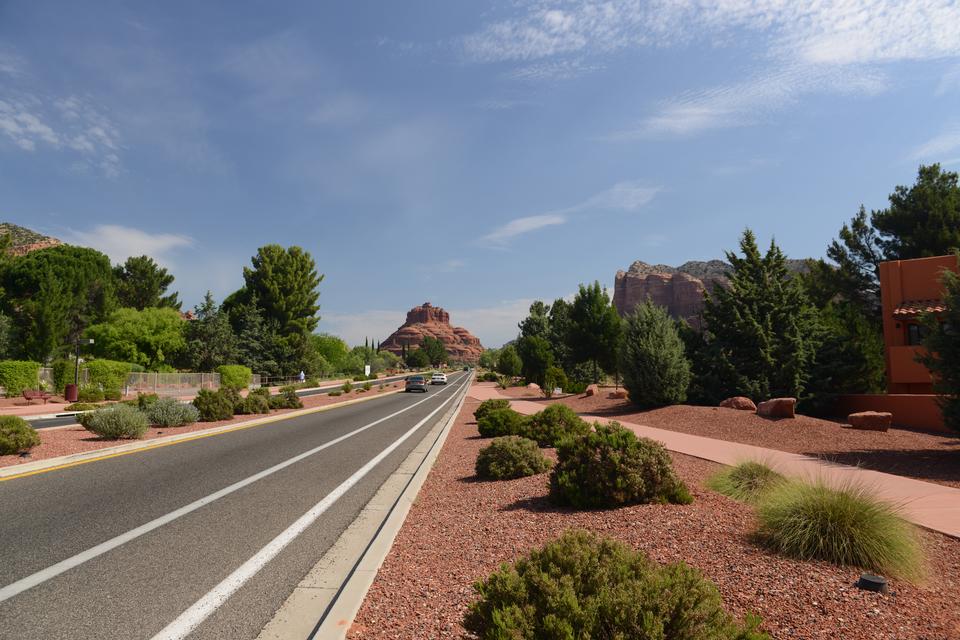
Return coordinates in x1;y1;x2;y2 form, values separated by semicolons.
257;374;472;640
0;388;405;481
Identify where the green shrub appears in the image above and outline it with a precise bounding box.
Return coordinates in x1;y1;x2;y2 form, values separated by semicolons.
707;462;785;504
249;387;270;398
756;480;923;579
192;389;234;422
479;371;499;382
341;380;353;394
477;408;528;438
147;397;200;427
136;393;160;411
328;390;342;397
522;403;591;447
77;387;105;403
79;404;149;439
542;366;569;398
362;381;373;391
475;436;551;480
465;530;769;640
0;416;40;455
103;388;123;401
240;394;270;415
216;365;252;390
473;398;510;423
86;360;133;392
551;422;692;508
565;380;587;394
51;358;73;394
619;300;691;408
353;375;367;382
65;402;98;412
0;360;41;397
303;378;320;388
269;386;303;410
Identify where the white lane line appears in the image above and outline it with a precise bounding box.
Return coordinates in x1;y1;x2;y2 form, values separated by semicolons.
0;376;467;605
151;377;469;640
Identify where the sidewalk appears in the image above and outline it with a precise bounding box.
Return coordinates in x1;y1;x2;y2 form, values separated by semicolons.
469;384;960;539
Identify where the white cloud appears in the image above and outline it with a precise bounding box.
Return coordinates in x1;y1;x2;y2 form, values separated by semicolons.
62;224;193;266
482;214;566;245
507;58;603;81
909;124;960;161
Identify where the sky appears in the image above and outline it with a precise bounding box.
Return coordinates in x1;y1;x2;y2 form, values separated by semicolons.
1;1;959;347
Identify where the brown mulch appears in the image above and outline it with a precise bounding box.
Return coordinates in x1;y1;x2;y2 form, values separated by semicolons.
348;396;960;640
0;383;403;469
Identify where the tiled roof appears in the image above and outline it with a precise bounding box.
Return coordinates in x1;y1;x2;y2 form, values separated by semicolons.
893;299;946;317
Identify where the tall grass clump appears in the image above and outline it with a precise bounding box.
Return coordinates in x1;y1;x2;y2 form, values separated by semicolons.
707;461;785;504
756;479;923;579
465;530;770;639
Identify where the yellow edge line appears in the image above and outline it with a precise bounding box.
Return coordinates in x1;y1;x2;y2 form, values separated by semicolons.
0;388;404;483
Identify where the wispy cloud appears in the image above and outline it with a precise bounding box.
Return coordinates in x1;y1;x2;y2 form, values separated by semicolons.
507;58;603;81
481;180;659;246
937;65;960;96
62;224;193;266
0;49;25;76
909;124;960;161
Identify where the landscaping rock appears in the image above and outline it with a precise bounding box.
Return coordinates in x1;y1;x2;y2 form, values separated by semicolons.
720;396;757;411
585;384;599;397
608;389;628;400
526;383;540;391
847;411;892;432
757;397;796;419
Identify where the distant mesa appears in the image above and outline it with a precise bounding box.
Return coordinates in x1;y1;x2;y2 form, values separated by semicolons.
0;223;63;256
380;302;484;363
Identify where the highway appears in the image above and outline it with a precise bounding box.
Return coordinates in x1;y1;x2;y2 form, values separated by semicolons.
0;372;470;639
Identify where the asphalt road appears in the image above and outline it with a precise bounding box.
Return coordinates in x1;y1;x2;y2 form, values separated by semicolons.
29;373;417;429
0;372;470;640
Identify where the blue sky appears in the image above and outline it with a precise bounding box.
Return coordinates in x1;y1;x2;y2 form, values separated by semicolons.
1;1;959;347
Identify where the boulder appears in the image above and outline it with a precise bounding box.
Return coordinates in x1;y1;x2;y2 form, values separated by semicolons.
720;396;757;411
847;411;892;432
526;383;540;391
757;397;796;419
608;389;628;400
585;384;599;397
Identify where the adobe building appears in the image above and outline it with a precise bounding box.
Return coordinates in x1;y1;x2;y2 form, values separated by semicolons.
837;254;958;431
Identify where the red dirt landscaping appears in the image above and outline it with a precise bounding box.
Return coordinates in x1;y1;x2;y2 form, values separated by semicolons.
349;395;960;640
0;383;403;469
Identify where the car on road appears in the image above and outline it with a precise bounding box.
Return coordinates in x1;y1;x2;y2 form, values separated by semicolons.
405;375;428;393
430;372;447;385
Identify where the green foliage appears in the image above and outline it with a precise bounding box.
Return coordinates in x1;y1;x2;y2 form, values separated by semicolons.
216;364;252;390
362;381;372;391
79;404;150;439
757;480;923;579
77;387;105;403
465;530;769;640
473;398;510;422
421;336;449;366
0;416;40;455
477;348;499;370
51;358;73;395
522;403;590;447
478;371;500;382
312;334;349;371
136;393;159;410
495;345;521;377
404;346;430;368
694;230;820;404
477;407;528;438
0;360;40;396
518;300;551;342
551;422;692;509
180;292;239;372
65;402;99;411
542;365;568;397
147;397;200;427
269;385;303;410
547;298;574;370
328;390;342;397
569;281;623;383
103;388;123;401
620;300;691;408
85;307;186;369
239;393;270;415
475;436;551;480
341;380;353;394
919;263;960;431
1;245;116;360
707;462;786;504
872;164;960;260
113;255;180;311
85;360;133;391
192;389;235;422
517;335;553;388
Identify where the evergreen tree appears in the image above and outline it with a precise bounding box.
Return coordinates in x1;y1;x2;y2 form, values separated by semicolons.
518;301;550;341
873;164;960;260
496;345;522;377
181;292;239;371
619;300;690;408
405;347;430;368
421;336;449;366
918;259;960;431
114;255;181;310
696;230;820;403
568;281;623;383
517;335;554;388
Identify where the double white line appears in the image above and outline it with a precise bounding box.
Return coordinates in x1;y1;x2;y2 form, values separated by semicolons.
0;376;469;621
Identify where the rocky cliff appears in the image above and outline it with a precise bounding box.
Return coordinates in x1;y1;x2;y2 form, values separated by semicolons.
380;302;484;363
0;223;62;256
613;260;730;329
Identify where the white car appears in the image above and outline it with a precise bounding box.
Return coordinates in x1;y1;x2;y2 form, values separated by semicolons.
430;372;447;385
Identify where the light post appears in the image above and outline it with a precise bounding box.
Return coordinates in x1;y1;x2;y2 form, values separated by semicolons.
65;338;94;402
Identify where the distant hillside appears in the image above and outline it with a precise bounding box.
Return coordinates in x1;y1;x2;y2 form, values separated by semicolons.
0;223;63;256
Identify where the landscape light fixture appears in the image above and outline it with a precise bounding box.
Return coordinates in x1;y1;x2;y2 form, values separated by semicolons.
855;573;889;594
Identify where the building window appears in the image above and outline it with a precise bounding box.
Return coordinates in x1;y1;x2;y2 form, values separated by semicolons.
907;323;928;346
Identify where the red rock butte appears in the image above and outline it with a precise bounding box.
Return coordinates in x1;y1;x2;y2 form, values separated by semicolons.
380;302;483;363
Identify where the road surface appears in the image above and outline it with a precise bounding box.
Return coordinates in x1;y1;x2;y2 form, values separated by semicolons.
0;372;469;639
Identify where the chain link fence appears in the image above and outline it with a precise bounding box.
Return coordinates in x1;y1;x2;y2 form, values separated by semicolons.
124;372;221;398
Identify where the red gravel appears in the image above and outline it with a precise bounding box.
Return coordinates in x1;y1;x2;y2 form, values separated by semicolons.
349;395;960;640
0;384;403;469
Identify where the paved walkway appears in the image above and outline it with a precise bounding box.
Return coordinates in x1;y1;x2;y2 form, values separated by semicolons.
468;384;960;539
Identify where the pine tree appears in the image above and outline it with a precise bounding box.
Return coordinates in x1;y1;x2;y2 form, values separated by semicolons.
569;282;623;383
619;300;690;408
696;230;820;403
918;258;960;431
